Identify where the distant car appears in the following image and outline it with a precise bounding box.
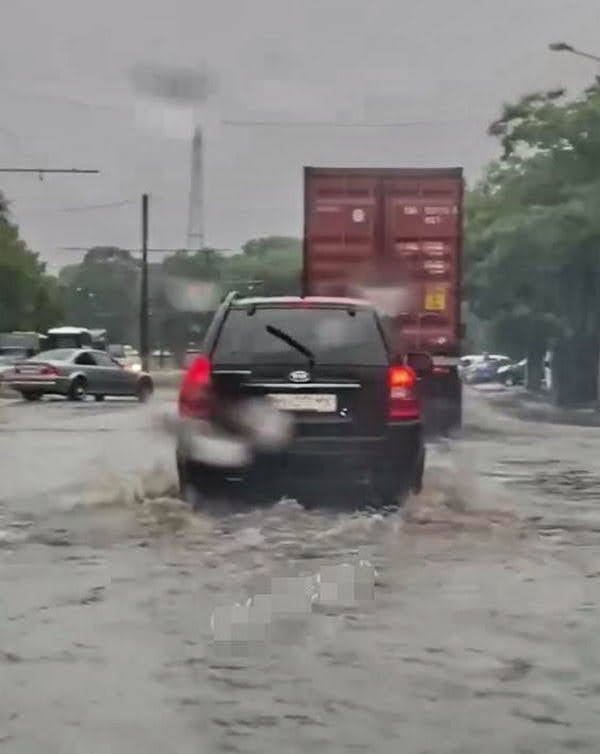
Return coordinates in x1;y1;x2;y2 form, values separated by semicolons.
108;344;142;373
175;294;426;508
497;358;527;386
5;348;153;402
463;355;511;384
458;354;483;378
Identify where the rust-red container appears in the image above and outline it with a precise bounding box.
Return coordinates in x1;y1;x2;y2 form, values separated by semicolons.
303;167;463;356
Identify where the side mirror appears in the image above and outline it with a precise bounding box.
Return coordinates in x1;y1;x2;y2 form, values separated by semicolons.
406;352;433;375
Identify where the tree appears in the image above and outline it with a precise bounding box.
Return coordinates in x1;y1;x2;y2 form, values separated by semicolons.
0;192;9;222
0;191;64;333
56;236;302;361
155;238;302;363
62;247;140;344
466;83;600;400
242;236;301;258
224;237;302;296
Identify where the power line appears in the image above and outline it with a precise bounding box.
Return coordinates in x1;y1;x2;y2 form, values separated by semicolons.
58;246;234;255
221;118;461;129
59;199;137;213
0;168;100;183
14;199;139;214
0;168;100;174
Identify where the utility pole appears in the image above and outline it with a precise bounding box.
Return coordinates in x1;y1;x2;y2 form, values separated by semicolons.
140;194;149;372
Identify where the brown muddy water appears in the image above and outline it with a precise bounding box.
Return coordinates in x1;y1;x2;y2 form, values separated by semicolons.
2;389;600;753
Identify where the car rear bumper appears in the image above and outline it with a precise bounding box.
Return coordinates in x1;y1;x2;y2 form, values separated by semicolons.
177;421;424;487
8;379;68;394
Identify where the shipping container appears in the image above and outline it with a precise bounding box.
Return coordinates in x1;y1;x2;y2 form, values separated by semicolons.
303;167;464;431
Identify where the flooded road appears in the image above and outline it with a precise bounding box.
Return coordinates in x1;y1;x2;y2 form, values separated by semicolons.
2;388;600;753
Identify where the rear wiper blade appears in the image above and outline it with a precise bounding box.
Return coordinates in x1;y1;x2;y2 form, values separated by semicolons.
265;325;315;368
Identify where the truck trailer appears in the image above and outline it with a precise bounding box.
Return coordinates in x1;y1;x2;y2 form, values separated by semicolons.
302;166;463;432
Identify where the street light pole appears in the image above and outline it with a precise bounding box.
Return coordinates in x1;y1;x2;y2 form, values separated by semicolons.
549;42;600;64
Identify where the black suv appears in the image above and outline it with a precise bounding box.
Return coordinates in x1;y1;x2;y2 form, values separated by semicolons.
176;295;425;507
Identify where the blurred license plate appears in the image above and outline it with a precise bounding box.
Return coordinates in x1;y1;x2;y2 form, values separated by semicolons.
268;393;337;413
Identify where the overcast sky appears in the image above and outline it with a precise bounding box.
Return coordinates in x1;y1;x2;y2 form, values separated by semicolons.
1;0;599;272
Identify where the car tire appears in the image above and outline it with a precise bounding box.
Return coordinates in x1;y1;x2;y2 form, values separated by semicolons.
372;474;411;509
413;452;425;495
69;377;87;401
177;459;230;510
94;394;105;402
21;391;42;402
137;379;153;403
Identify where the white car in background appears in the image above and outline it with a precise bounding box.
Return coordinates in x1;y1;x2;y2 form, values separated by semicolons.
458;354;483;378
460;353;511;384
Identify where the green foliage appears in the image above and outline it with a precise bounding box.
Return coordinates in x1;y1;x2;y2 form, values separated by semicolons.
159;237;301;358
242;236;301;258
0;192;64;332
62;247;140;344
222;237;302;296
55;236;301;356
161;237;301;296
466;83;600;394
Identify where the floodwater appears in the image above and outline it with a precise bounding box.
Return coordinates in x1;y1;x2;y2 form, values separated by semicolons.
1;388;600;753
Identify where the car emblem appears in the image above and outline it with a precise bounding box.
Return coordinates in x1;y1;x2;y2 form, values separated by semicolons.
289;370;310;383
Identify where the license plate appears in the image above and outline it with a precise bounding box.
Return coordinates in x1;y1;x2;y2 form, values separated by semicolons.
424;286;446;311
267;393;337;413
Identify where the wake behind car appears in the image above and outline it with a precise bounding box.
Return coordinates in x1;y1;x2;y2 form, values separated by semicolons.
6;348;153;402
175;294;426;508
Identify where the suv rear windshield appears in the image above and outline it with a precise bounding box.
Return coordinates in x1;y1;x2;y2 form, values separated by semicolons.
213;306;388;365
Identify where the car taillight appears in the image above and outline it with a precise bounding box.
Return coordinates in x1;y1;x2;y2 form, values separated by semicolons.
178;356;212;419
41;366;58;376
388;365;420;420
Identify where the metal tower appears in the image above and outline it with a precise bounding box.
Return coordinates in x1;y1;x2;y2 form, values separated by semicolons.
186;126;204;251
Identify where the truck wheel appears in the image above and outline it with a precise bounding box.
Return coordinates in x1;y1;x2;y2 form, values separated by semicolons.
372;474;411;509
177;459;230;510
413;452;425;495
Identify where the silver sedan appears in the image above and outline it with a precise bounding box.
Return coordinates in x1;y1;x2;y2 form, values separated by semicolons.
5;348;154;402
